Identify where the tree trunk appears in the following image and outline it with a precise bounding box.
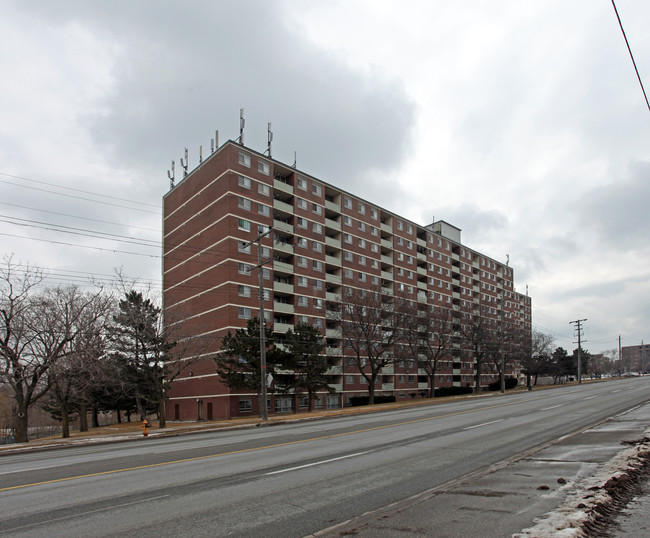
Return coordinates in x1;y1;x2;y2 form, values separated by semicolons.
135;396;146;420
116;408;122;423
92;405;99;428
368;376;375;405
79;401;88;432
158;398;166;429
429;373;436;398
15;410;29;443
61;408;70;438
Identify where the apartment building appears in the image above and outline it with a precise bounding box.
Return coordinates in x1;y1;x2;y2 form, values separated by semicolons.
163;140;532;421
621;344;650;374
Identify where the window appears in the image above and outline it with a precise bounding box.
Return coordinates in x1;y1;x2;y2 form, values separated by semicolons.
312;241;322;253
297;177;308;190
345;269;353;279
314;298;323;309
239;399;252;412
238;307;252;319
238;241;251;254
358;221;366;232
312;222;322;234
344;197;353;209
238;152;251;167
397;237;403;246
406;224;412;234
297;237;308;248
358;202;365;214
262;268;270;280
297;256;308;268
344;251;353;261
258;183;270;196
312;183;322;196
397;252;404;261
371;276;379;285
313;279;323;291
238;218;250;232
238;197;251;210
238;285;251;298
344;216;352;227
238;263;251;274
370;226;378;236
371;243;379;253
297;217;308;229
297;315;309;324
370;208;378;219
297;296;308;307
371;260;379;269
407;240;412;249
258;161;270;175
358;238;366;248
275;397;294;413
297;198;308;210
358;255;366;265
238;175;251;189
358;272;366;282
258;203;270;216
297;276;308;287
397;220;403;231
312;203;322;215
312;260;322;271
344;233;353;244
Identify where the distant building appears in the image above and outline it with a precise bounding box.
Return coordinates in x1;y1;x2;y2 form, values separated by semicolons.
621;344;650;374
162;140;532;420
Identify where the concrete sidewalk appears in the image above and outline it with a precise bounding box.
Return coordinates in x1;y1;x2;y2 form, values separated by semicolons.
315;402;650;537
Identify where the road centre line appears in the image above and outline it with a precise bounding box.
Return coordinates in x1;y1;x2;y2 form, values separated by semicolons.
0;393;576;492
265;451;369;475
462;419;503;430
541;405;562;411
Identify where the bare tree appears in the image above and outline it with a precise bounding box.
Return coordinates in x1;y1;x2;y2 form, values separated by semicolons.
520;329;554;388
461;301;497;393
400;299;454;398
333;286;404;405
0;256;108;442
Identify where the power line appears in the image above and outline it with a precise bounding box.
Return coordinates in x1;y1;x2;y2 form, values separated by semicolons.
611;0;650;113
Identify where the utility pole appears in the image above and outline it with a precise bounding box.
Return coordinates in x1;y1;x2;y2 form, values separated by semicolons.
241;225;273;421
569;319;587;383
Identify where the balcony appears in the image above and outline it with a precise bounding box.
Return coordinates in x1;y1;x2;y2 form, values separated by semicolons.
381;270;393;281
325;236;341;248
273;260;294;274
273;220;293;234
324;217;341;231
381;238;392;249
273;302;294;315
273;322;293;334
328;383;343;392
326;365;343;375
275;241;293;255
380;222;392;234
273;179;293;195
381;383;395;391
326;347;342;357
273;199;293;214
326;291;340;302
418;382;429;390
326;328;342;339
417;281;427;290
326;273;342;285
325;254;341;267
382;366;394;375
273;281;294;294
325;199;340;212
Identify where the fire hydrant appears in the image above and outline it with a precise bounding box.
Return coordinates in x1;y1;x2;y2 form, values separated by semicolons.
142;419;150;437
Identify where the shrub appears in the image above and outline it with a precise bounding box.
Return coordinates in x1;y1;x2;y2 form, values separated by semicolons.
434;386;473;397
348;395;396;407
488;377;518;391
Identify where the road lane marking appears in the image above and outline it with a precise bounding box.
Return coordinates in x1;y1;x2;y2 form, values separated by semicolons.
463;419;503;430
541;405;562;411
0;393;594;492
611;389;621;393
265;451;369;475
3;494;170;533
584;395;598;400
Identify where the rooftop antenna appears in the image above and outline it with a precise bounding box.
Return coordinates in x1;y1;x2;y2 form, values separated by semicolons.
199;145;203;164
291;151;297;169
180;147;189;178
168;160;175;189
238;108;245;146
211;130;219;154
506;254;510;266
265;122;273;157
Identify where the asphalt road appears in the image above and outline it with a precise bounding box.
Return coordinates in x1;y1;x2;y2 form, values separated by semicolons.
0;378;648;537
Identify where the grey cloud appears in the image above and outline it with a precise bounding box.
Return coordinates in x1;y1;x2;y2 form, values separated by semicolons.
579;160;650;250
19;1;415;202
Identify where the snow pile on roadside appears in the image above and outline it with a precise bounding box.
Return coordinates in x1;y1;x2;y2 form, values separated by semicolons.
514;431;650;538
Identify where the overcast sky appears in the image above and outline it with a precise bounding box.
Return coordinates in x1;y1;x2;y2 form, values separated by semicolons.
2;0;649;355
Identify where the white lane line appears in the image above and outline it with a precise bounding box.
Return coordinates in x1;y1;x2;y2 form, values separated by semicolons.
584;395;598;400
5;495;170;532
611;389;621;393
265;451;369;475
541;405;562;411
462;419;503;431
